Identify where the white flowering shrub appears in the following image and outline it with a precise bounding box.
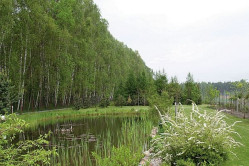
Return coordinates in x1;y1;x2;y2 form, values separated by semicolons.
152;103;241;165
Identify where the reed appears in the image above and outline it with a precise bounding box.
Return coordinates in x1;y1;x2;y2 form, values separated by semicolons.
22;115;153;165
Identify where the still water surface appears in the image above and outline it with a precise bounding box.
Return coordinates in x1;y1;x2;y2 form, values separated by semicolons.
21;115;152;165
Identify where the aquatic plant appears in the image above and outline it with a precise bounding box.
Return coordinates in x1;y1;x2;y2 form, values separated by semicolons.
93;145;143;166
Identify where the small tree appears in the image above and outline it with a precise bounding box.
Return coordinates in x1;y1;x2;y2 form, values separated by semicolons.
168;76;182;103
99;97;110;108
148;91;173;114
206;85;220;105
154;71;168;95
182;73;202;105
73;96;82;110
127;95;132;106
115;95;126;107
0;72;17;114
82;97;91;109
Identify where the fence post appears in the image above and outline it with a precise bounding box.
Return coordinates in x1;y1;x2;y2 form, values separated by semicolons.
175;102;178;120
236;98;239;112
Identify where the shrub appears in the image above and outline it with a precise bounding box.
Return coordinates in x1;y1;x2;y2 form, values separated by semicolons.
176;159;195;166
93;145;143;166
115;95;126;107
99;98;110;108
0;114;57;165
0;72;18;115
82;97;91;109
127;95;132;106
148;91;173;114
152;103;241;166
73;97;82;110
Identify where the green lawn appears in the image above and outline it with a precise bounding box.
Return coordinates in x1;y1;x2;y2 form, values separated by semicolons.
182;105;249;166
18;106;149;127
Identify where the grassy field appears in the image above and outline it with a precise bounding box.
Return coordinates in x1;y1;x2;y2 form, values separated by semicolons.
182;105;249;166
222;112;249;166
18;106;149;127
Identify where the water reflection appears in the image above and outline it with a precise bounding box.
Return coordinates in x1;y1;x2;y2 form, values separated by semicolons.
21;115;151;166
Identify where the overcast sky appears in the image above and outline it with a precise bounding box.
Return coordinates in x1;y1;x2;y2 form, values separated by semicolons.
94;0;249;83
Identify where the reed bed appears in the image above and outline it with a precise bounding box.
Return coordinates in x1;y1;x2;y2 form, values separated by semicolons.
21;115;153;165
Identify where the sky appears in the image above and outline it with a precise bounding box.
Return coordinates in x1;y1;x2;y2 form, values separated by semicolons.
94;0;249;83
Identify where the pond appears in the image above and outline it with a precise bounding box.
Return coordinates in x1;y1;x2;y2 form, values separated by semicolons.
20;115;153;165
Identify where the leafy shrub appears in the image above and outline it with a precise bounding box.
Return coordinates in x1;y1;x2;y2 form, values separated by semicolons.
176;159;195;166
93;145;143;166
0;114;57;165
99;98;110;108
82;97;91;109
115;95;126;107
127;95;132;106
73;97;82;110
148;91;173;113
0;72;18;115
152;103;241;166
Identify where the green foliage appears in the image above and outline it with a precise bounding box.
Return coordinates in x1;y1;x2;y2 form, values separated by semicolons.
125;72;137;98
167;76;182;103
0;114;57;165
0;0;151;112
176;159;195;166
182;73;202;105
114;82;126;99
0;72;11;114
82;97;91;109
154;71;168;95
115;95;126;107
114;70;151;106
152;103;241;165
205;85;219;104
93;145;143;166
233;80;249;99
99;98;110;108
148;91;173;113
127;95;132;106
73;96;82;110
0;72;17;115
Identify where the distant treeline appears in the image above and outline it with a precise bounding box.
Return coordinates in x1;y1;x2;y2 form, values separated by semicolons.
199;80;249;104
199;80;249;96
200;82;236;95
0;0;151;112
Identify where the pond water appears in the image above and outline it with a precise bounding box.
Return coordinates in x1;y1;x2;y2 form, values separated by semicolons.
20;115;153;165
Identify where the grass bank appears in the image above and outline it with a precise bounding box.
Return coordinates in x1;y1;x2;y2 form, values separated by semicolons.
182;105;249;166
18;106;149;126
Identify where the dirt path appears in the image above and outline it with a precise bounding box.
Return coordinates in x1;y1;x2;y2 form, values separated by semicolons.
139;127;162;166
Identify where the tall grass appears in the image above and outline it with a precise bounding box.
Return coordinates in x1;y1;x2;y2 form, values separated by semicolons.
22;115;153;165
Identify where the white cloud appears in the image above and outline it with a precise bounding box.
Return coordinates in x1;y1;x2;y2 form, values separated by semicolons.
95;0;249;82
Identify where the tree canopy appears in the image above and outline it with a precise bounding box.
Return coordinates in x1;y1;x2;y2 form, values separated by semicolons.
0;0;152;112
